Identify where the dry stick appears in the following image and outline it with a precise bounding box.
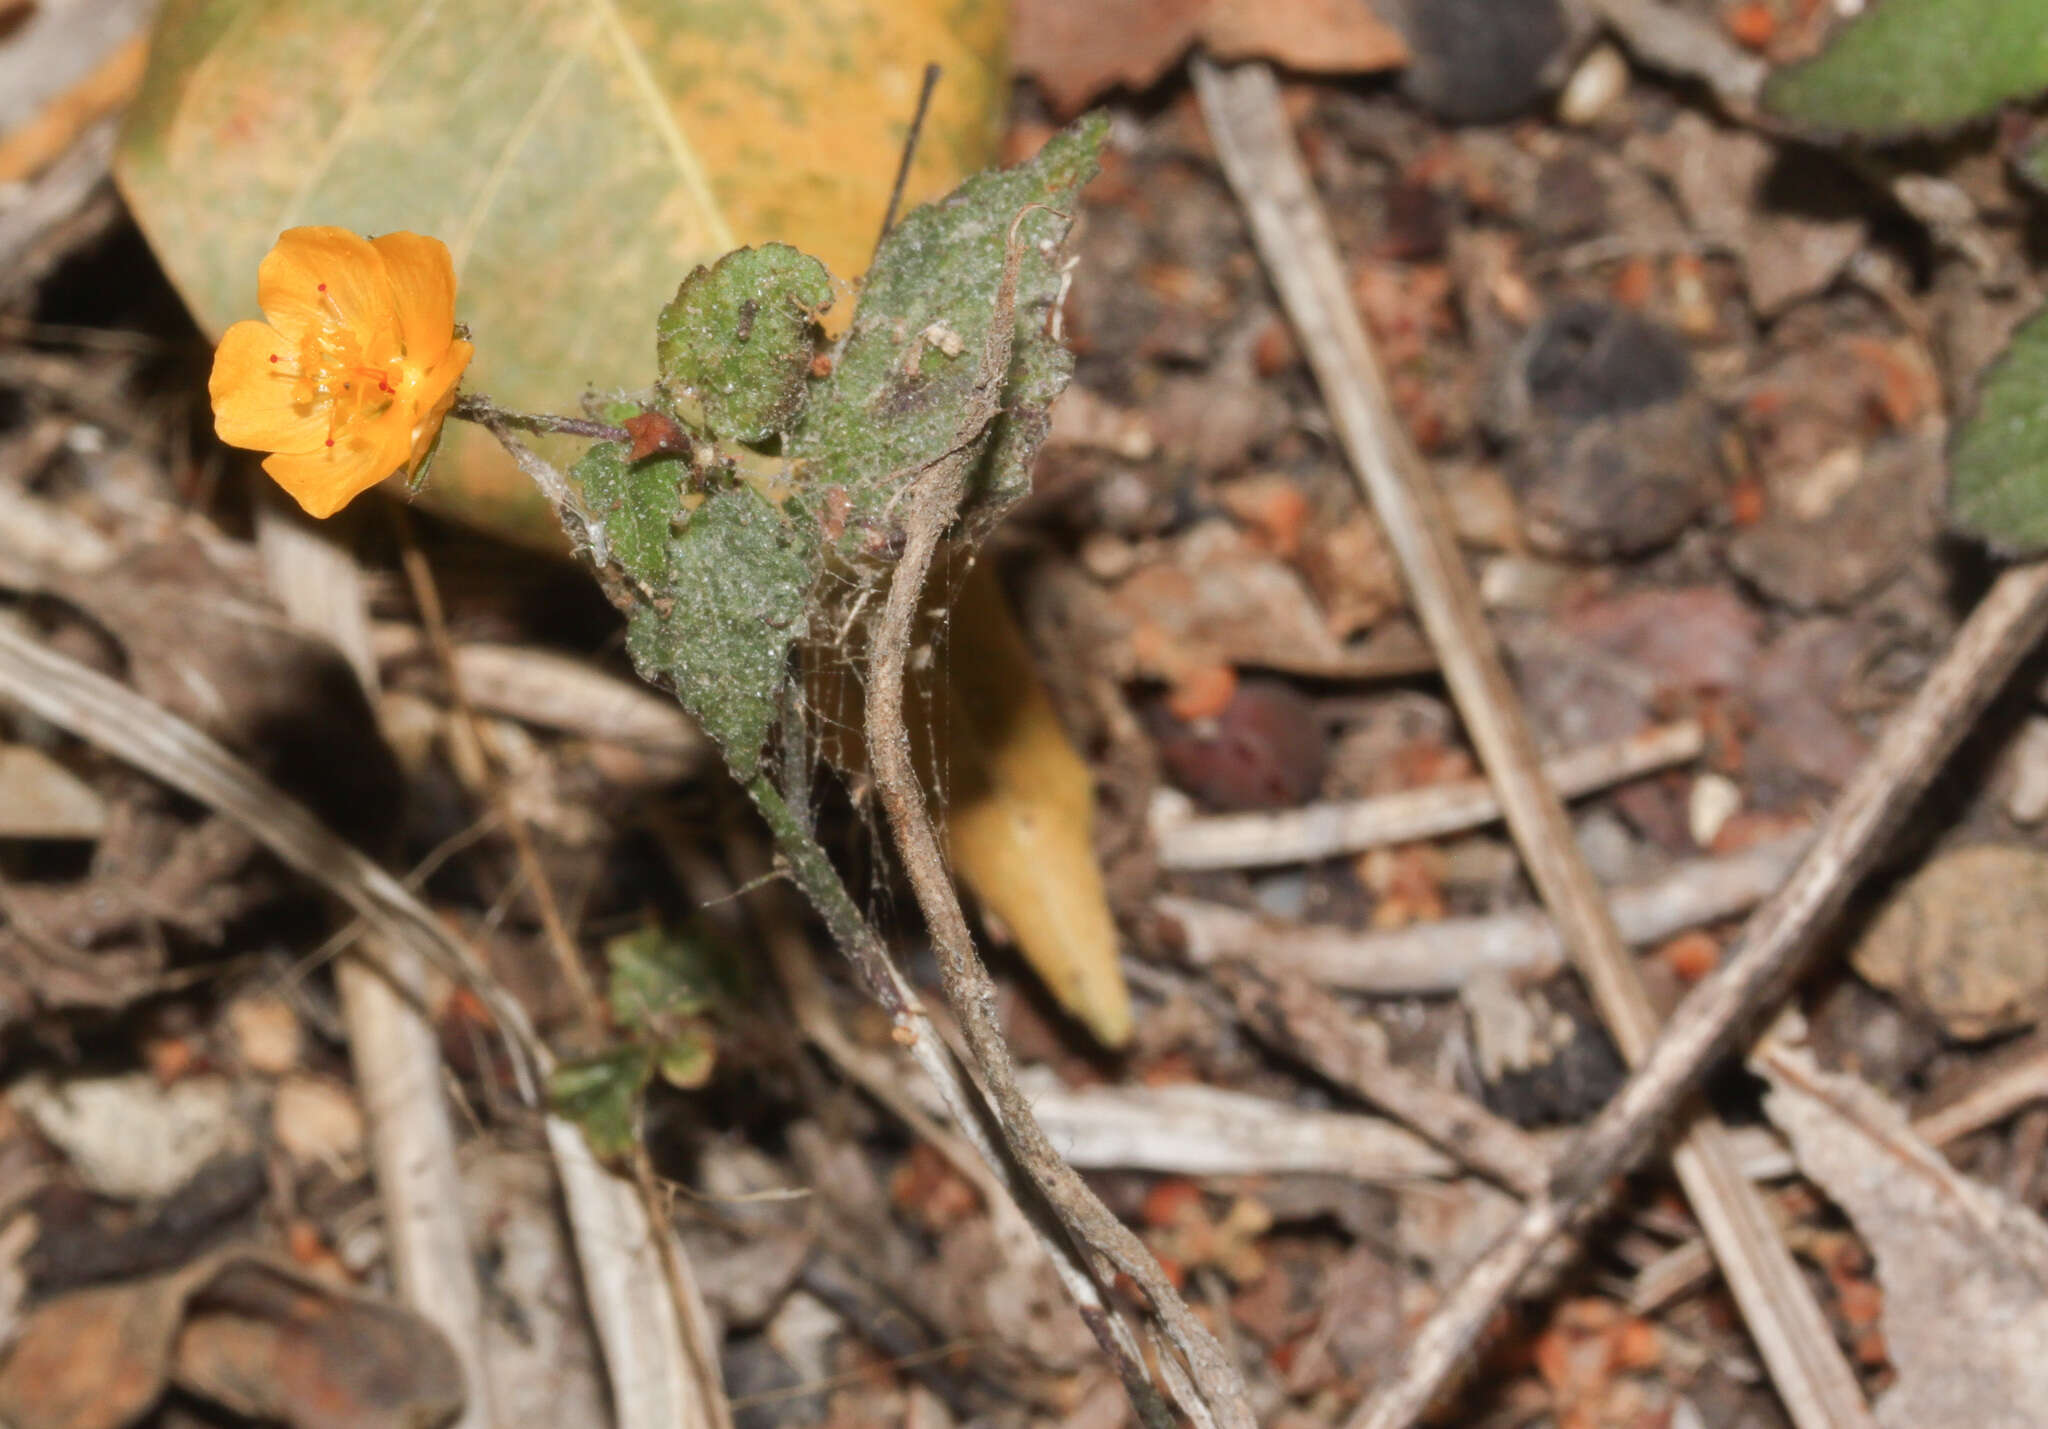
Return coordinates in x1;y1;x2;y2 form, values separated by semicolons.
861;215;1254;1429
1216;964;1548;1197
1162;831;1814;995
1191;58;1872;1429
1352;561;2048;1426
251;502;502;1429
393;514;602;1021
1157;718;1703;871
385;515;732;1429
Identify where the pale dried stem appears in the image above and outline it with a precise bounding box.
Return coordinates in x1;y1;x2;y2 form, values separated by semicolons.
1193;57;1870;1429
1162;832;1811;995
1156;719;1703;871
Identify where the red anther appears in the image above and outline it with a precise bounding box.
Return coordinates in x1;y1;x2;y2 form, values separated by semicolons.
269;354;280;363
325;438;335;447
317;283;327;292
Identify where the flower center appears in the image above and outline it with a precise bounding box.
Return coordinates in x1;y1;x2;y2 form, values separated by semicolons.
266;284;407;448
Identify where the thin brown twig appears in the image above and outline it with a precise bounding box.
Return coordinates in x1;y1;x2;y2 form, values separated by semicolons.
860;212;1253;1429
392;510;602;1022
1192;57;1871;1429
1351;560;2048;1426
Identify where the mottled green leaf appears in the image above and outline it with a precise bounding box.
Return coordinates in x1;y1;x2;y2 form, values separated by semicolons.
622;485;814;778
1950;304;2048;553
603;925;716;1032
547;1046;654;1162
1764;0;2048;138
658;245;832;444
573;443;687;589
789;115;1106;561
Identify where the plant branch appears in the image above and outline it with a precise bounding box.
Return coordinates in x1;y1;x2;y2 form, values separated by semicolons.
452;392;632;443
857;219;1254;1429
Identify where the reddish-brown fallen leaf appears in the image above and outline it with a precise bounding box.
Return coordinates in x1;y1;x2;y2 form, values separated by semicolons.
1015;0;1406;115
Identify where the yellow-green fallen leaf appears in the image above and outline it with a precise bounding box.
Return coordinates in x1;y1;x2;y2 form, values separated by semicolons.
940;564;1132;1048
116;0;1004;546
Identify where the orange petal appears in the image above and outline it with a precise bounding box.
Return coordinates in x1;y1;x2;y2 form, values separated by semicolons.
258;226;389;347
210;320;328;454
372;232;458;370
404;338;472;476
261;405;413;519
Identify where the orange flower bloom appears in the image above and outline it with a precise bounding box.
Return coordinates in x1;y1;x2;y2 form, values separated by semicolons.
209;227;473;519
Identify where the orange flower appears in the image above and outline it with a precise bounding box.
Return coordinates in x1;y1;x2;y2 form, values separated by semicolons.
209;227;473;519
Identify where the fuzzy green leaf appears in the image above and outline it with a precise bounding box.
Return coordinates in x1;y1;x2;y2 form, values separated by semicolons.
622;485;814;778
658;245;833;444
789;114;1106;561
573;443;688;590
548;1046;654;1162
1950;304;2048;552
1763;0;2048;138
604;925;717;1032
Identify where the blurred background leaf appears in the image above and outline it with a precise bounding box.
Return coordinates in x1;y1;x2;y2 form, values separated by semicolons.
1762;0;2048;139
115;0;1005;544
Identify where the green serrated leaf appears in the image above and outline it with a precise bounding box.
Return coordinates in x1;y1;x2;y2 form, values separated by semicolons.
573;443;688;590
547;1046;654;1162
658;245;833;444
1950;304;2048;552
604;925;716;1032
789;114;1106;560
1763;0;2048;139
623;485;814;777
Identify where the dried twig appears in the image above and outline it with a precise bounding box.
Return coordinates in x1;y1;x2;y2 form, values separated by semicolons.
1156;719;1703;871
1161;832;1812;994
1349;560;2048;1426
257;503;730;1429
860;214;1253;1428
1193;58;1870;1429
1216;964;1546;1196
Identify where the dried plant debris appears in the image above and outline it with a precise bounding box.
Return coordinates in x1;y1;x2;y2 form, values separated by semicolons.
1761;1045;2048;1429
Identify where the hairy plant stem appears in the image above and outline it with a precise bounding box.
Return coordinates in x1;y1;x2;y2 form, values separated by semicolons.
850;215;1254;1429
740;771;1166;1421
451;393;631;444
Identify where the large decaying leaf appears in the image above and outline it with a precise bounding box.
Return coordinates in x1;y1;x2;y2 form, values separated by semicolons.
1763;0;2048;139
1949;305;2048;553
116;0;1004;544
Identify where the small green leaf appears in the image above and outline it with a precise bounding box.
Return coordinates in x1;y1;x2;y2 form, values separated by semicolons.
604;925;716;1032
789;114;1107;559
1949;304;2048;553
573;443;689;591
623;485;814;778
658;245;833;444
547;1047;654;1162
655;1025;718;1090
1763;0;2048;139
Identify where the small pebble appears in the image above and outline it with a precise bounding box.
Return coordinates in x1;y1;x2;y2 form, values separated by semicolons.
1688;772;1742;848
1558;41;1630;127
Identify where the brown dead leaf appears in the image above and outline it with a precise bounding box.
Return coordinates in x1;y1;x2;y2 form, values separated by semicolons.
1016;0;1406;115
0;1250;463;1429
